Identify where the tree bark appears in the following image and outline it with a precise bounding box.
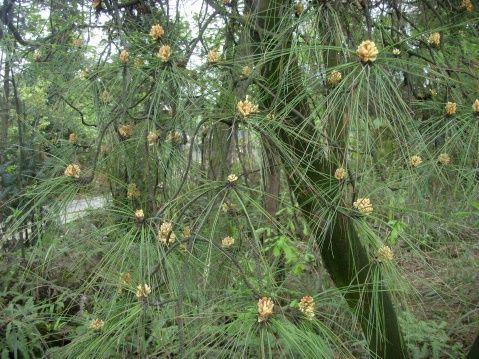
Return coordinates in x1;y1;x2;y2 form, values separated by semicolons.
466;333;479;359
10;65;24;188
262;136;281;218
0;58;10;162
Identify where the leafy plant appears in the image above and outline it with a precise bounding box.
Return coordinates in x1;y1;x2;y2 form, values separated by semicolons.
400;311;463;359
1;297;45;359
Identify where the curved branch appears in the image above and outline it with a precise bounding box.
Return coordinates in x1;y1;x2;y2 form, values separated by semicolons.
155;117;209;217
77;116;116;185
0;0;70;47
184;10;219;65
57;94;96;128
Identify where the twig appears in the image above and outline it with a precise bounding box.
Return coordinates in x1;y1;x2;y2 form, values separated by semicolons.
57;94;96;127
155;118;209;217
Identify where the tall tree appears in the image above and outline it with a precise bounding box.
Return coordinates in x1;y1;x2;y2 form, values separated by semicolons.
252;1;406;357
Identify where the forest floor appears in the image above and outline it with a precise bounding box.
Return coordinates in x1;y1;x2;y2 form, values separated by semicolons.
397;233;479;355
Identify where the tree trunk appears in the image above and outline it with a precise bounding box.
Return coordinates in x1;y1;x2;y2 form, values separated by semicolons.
0;59;10;163
262;136;281;218
253;1;408;357
466;333;479;359
11;66;25;188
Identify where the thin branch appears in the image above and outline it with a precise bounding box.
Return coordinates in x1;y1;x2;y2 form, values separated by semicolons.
0;0;70;47
184;10;219;65
57;94;96;128
155;117;209;217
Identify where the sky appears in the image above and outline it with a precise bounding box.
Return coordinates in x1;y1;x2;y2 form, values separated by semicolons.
87;0;214;68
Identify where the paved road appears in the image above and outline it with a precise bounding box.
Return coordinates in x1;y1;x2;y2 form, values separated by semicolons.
59;196;109;224
0;196;109;249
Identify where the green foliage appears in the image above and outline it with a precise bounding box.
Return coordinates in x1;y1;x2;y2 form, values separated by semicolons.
1;297;44;359
387;219;407;245
399;311;464;359
1;0;478;357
